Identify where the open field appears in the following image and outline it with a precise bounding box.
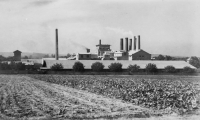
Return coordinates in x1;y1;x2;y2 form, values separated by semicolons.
27;75;200;118
0;75;151;120
0;75;200;119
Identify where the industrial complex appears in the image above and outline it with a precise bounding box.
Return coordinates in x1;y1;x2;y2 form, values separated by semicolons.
3;29;195;70
40;29;195;70
5;29;195;70
73;35;151;61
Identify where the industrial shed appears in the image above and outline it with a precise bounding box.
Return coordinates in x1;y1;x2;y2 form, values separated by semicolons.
129;49;151;60
41;60;196;70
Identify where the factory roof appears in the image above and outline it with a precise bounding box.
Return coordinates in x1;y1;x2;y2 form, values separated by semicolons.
41;60;196;69
76;53;91;55
96;44;111;46
21;59;42;64
128;49;150;55
13;50;22;53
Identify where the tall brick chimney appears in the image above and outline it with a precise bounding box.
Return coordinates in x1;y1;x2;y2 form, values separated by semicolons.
138;35;140;50
134;36;136;50
120;38;123;51
55;29;59;60
125;37;128;52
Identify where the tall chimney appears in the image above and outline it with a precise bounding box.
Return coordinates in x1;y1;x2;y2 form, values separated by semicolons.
138;35;140;50
129;39;132;50
99;39;101;45
120;38;123;51
55;29;59;60
125;37;128;52
134;36;136;50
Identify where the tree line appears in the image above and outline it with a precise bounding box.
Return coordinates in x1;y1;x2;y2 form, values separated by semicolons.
50;62;196;74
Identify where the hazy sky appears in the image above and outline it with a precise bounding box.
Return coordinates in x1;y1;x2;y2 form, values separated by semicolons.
0;0;199;56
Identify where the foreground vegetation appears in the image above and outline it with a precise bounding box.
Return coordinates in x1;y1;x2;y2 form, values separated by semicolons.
28;75;200;115
0;75;150;119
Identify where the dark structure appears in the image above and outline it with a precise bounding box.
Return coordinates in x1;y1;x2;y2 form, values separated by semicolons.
125;37;128;52
55;29;59;60
134;36;136;50
13;50;22;61
86;48;90;53
120;38;123;51
138;35;140;50
131;50;151;60
129;39;132;50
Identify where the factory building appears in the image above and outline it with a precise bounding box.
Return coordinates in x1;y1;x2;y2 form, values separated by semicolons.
96;40;111;58
76;53;91;60
114;35;151;60
129;50;151;60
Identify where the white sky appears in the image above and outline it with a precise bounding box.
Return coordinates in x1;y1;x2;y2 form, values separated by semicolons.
0;0;199;56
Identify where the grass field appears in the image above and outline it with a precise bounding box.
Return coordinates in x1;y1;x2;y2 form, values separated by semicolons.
0;75;200;119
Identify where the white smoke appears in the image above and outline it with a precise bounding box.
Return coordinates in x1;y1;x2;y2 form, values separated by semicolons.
106;27;133;39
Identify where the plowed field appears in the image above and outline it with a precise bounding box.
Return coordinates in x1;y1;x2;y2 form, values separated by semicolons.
0;75;150;120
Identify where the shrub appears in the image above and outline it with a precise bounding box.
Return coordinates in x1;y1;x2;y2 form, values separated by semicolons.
145;63;157;73
9;62;26;71
0;62;11;70
91;62;104;72
188;56;200;68
33;63;43;71
15;62;26;70
183;66;196;73
108;63;122;72
73;61;85;72
164;66;176;73
127;64;140;74
50;63;64;70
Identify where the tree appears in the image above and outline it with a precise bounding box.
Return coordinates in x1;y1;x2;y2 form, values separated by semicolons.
51;54;55;58
33;63;43;71
0;55;6;61
127;64;140;74
188;56;200;68
164;66;176;73
0;62;11;70
108;63;122;72
157;55;165;60
44;54;50;58
22;56;29;59
165;55;172;60
50;63;64;70
91;62;104;72
145;63;157;73
73;61;85;72
183;66;196;73
66;53;71;58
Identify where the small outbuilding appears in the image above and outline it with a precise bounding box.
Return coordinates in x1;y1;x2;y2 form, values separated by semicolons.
13;50;22;61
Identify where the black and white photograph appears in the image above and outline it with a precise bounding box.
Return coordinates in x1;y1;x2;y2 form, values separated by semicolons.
0;0;200;119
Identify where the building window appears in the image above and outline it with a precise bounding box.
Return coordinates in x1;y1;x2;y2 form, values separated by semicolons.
87;55;89;58
80;55;83;58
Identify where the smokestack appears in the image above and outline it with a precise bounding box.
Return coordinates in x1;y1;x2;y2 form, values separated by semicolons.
99;40;101;45
138;35;140;50
129;39;132;50
125;37;128;52
120;38;123;51
86;48;90;53
134;36;136;50
55;29;59;60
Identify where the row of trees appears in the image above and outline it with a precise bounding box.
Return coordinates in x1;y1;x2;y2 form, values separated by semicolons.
0;62;42;71
50;62;196;74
